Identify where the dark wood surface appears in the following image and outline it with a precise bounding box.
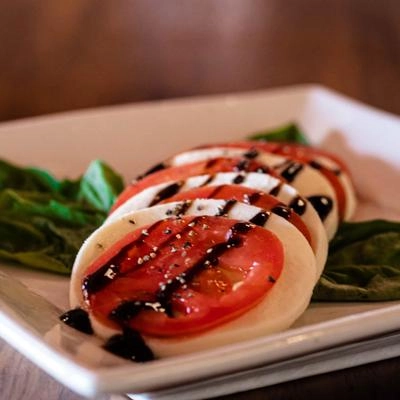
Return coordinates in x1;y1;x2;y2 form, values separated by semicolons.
1;1;400;399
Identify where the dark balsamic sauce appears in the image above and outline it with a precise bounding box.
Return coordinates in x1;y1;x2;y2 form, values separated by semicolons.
289;196;307;216
307;195;333;221
82;264;120;298
82;220;164;297
217;199;237;216
109;220;254;324
271;205;291;220
137;162;167;180
308;160;322;170
59;308;93;334
280;162;304;183
201;174;216;186
234;159;250;171
149;182;183;206
269;184;282;196
104;327;154;362
173;200;192;216
233;174;245;184
249;212;270;226
243;148;259;159
247;192;261;204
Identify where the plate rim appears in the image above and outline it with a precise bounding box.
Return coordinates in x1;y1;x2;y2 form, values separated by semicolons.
1;83;400;397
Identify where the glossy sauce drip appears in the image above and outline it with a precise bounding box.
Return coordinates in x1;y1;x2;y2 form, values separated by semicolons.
201;174;216;186
249;212;270;226
308;160;322;170
233;174;246;184
234;159;250;171
217;199;237;216
279;162;304;183
289;196;307;216
309;159;342;176
110;300;166;322
243;148;259;159
149;182;183;206
104;327;154;362
247;192;261;204
59;308;93;334
83;219;168;297
172;200;192;216
137;162;167;180
271;204;291;220
307;195;333;221
155;221;253;312
82;264;121;298
269;183;282;196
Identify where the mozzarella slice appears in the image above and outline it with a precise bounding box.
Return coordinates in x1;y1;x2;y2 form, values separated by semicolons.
309;154;357;221
71;199;316;358
106;172;327;278
169;148;339;238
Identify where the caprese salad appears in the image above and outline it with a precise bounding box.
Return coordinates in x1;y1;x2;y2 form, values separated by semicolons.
63;139;356;362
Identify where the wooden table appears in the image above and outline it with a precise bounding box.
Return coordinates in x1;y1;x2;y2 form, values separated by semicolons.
1;1;400;399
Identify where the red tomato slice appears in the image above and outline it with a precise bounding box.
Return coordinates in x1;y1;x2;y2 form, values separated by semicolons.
83;216;284;337
201;141;348;221
110;157;279;213
161;184;312;245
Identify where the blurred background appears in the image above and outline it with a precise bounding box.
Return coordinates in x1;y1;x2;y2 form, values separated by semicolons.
0;0;399;122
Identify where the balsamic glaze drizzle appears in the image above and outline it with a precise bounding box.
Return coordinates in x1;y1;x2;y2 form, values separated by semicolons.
249;211;270;226
104;327;154;362
234;159;250;171
137;162;167;180
243;148;259;159
271;205;291;221
59;308;93;334
154;221;252;313
279;162;304;183
247;192;261;204
82;219;165;297
269;183;282;196
217;199;237;216
289;196;307;216
149;182;183;206
233;174;246;184
307;195;333;221
107;220;254;325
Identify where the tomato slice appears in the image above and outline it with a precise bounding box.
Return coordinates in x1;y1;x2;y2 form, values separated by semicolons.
83;216;284;337
161;184;312;245
110;157;279;213
200;141;349;221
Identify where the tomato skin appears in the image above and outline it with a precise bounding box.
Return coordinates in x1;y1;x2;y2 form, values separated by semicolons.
83;216;284;337
110;157;277;213
162;184;312;245
201;141;349;220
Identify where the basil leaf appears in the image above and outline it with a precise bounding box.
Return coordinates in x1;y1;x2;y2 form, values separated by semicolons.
313;221;400;301
0;158;124;274
248;123;310;145
76;159;124;212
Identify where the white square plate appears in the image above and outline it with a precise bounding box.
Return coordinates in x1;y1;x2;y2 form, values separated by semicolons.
1;84;400;399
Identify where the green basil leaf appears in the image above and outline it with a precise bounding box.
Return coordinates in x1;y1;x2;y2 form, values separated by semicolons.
0;158;124;274
313;221;400;301
248;123;310;145
76;159;124;212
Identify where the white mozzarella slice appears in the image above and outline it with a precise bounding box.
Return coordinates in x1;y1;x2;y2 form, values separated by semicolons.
71;199;316;358
309;154;357;220
106;172;327;278
169;148;339;238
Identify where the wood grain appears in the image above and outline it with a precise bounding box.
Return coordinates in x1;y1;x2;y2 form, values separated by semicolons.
0;0;399;122
1;1;400;399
